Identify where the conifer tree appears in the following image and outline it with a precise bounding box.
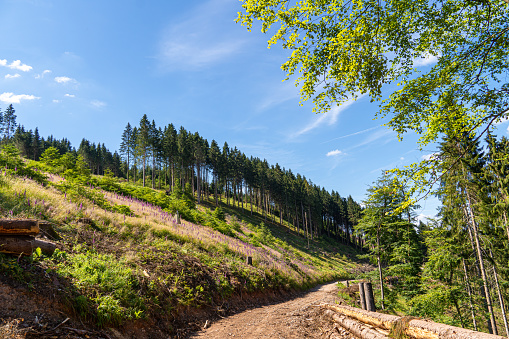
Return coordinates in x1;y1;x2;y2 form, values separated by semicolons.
3;104;17;140
120;122;134;181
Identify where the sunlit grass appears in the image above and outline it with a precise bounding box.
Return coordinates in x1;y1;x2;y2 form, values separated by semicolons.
0;168;359;327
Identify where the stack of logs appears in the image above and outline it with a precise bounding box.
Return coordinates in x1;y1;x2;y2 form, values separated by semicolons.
0;219;57;256
322;304;506;339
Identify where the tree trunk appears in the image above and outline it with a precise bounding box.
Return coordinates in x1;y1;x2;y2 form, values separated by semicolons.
377;227;385;310
490;249;509;336
463;258;478;331
465;188;498;335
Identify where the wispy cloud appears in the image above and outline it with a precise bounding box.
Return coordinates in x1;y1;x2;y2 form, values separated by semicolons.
157;0;245;71
64;93;75;98
349;128;395;150
1;59;33;72
293;98;360;137
54;76;75;84
91;100;106;108
53;99;60;103
257;81;301;111
326;149;343;157
322;126;380;144
5;74;20;79
0;92;39;104
35;70;51;79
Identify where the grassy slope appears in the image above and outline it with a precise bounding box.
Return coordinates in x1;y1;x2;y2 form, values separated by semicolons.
0;160;362;333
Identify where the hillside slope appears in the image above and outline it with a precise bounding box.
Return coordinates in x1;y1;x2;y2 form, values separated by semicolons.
0;153;362;338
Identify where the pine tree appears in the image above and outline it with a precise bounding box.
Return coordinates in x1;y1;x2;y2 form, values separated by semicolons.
136;114;151;187
3;104;17;140
119;122;133;181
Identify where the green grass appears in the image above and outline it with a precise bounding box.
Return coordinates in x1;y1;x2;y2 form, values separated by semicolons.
0;155;363;329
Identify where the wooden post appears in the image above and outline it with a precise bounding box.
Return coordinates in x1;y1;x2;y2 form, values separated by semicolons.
247;256;253;265
346;280;350;288
364;282;376;312
176;211;180;224
359;282;367;310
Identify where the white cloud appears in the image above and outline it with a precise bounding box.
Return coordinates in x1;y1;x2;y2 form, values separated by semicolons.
326;149;343;157
495;113;509;125
0;60;6;66
421;153;437;161
54;76;75;83
157;0;246;71
6;60;32;72
417;213;433;223
257;81;301;111
35;70;51;79
53;99;60;103
91;100;106;108
160;41;245;71
64;93;75;98
0;92;40;104
294;98;361;137
5;74;20;79
413;54;439;67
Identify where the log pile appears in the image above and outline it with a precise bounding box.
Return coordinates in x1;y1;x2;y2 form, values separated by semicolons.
322;304;507;339
0;219;57;256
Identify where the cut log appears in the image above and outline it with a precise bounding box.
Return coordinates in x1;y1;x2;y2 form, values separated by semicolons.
0;236;56;256
323;310;388;339
323;304;507;339
0;219;39;236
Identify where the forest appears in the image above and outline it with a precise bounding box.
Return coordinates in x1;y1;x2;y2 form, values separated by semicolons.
10;109;363;248
3;101;509;335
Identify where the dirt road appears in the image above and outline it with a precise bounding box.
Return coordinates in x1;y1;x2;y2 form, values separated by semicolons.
189;281;354;339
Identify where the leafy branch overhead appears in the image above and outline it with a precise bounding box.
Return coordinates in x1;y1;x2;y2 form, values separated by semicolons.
237;0;509;200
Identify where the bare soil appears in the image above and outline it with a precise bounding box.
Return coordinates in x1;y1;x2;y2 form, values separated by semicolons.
189;281;354;339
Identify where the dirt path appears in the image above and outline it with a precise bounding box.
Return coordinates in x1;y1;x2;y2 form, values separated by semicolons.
189;282;354;339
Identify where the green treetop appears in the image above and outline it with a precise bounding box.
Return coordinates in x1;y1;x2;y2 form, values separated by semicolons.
237;0;509;203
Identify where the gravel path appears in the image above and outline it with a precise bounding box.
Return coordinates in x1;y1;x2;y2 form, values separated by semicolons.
189;281;354;339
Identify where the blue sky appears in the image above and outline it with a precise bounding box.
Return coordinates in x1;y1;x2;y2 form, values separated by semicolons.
3;0;495;220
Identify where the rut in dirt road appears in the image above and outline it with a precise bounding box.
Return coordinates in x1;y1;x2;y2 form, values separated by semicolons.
189;281;354;339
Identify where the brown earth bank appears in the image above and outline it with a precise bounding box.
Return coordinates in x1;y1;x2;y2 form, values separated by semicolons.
0;273;352;339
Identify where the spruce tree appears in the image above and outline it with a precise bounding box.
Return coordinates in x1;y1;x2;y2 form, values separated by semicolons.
119;122;133;181
3;104;17;140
